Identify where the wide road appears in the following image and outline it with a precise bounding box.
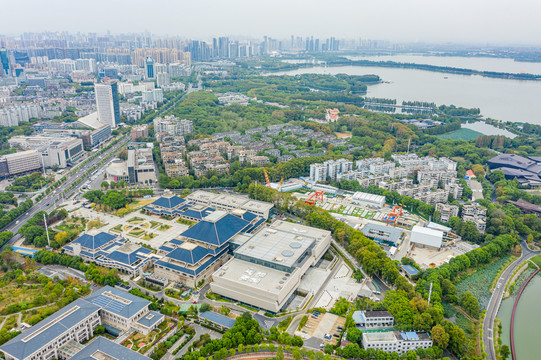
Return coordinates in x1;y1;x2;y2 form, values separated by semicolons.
3;134;130;245
483;241;539;360
2;78;199;245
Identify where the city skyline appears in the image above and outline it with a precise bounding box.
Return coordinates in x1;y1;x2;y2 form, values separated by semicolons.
2;0;541;46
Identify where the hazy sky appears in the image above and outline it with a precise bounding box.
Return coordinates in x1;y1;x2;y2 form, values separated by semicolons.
3;0;541;45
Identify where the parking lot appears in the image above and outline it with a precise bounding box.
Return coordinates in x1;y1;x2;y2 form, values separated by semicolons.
298;312;345;347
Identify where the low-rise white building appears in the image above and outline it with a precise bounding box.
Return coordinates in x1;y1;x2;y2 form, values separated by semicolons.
350;191;386;209
362;331;432;355
186;190;273;219
352;310;394;328
411;225;444;249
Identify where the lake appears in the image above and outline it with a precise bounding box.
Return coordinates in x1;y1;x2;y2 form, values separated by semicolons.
270;65;541;125
497;274;541;360
346;54;541;75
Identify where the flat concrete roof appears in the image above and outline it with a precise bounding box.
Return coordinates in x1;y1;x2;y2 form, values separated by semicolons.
363;331;396;342
235;226;315;269
214;257;291;294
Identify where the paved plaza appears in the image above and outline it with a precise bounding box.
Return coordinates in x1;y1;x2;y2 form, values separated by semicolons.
63;200;188;249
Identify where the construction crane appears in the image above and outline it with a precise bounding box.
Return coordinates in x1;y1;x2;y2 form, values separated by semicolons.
263;169;271;188
385;206;403;227
306;190;325;205
278;177;284;191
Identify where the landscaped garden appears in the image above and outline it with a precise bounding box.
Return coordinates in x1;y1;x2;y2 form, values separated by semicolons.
55;215;87;234
121;319;176;354
142;233;157;241
111;224;123;233
128;228;146;237
158;224;171;231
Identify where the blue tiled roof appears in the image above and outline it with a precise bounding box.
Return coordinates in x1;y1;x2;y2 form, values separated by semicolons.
199;311;236;329
245;217;266;233
0;299;100;360
159;245;174;252
174;206;215;220
71;337;151;360
401;265;420;276
167;246;209;265
80;250;96;259
151;196;185;209
136;310;164;328
242;212;258;221
106;247;151;265
86;286;149;318
180;214;250;246
169;239;184;246
72;232;117;250
156;247;228;276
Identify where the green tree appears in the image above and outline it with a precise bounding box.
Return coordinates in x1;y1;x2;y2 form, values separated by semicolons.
431;324;449;349
500;344;510;360
346;327;362;343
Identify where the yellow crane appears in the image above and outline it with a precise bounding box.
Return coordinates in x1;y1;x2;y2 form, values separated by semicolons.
263;169;271;188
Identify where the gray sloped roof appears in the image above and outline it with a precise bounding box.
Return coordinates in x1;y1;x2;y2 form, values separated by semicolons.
0;299;100;360
86;286;149;319
71;337;151;360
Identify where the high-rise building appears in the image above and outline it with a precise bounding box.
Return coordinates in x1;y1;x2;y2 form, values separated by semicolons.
0;49;10;76
156;72;170;88
145;57;155;79
95;81;121;128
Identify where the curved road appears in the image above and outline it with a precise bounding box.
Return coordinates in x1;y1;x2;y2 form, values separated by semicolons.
483;241;539;360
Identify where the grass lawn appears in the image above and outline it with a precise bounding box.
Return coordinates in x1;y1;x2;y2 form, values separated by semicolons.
87;218;107;231
21;305;59;326
436;128;483;141
150;220;161;229
55;216;87;232
128;229;146;237
530;254;541;268
0;285;46;313
1;314;18;331
127;199;154;211
127;216;145;223
158;224;172;231
177;218;195;226
111;224;123;233
142;233;156;241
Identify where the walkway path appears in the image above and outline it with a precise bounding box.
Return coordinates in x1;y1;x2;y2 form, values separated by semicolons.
510;268;540;360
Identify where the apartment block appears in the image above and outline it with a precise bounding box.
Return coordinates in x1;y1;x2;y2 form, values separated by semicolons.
435;203;459;223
